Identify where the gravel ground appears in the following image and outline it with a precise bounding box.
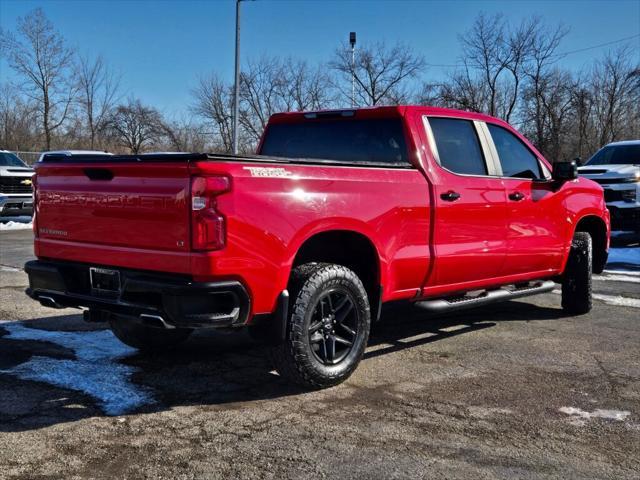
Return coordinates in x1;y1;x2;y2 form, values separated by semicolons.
1;230;639;479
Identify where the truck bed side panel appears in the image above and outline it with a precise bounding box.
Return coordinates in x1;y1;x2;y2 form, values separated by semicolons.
189;161;431;315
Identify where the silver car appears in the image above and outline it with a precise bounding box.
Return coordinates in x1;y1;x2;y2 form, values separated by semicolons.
0;151;34;217
579;140;640;233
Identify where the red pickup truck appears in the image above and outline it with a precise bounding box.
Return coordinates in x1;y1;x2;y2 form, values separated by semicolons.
25;106;610;388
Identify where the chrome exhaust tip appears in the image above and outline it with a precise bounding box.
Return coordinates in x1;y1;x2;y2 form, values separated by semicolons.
38;295;64;309
139;313;175;329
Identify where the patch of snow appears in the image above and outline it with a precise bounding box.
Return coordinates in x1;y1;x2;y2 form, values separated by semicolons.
607;247;640;267
603;269;640;277
594;273;640;284
0;221;33;231
559;406;630;422
552;290;640;308
593;293;640;308
0;265;20;272
0;323;154;415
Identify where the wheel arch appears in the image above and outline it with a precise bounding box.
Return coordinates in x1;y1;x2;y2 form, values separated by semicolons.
573;215;609;274
289;229;384;321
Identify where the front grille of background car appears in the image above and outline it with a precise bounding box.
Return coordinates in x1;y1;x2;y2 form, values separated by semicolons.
604;190;625;202
592;178;634;185
0;177;32;194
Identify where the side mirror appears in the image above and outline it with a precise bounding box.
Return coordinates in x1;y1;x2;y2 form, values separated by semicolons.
573;156;583;167
553;161;578;182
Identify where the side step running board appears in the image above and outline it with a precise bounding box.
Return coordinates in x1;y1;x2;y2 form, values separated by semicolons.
415;280;555;313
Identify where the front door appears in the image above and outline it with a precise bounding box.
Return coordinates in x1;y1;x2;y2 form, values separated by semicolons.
485;123;566;275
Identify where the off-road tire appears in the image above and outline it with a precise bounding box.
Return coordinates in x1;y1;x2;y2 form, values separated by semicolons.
268;263;371;389
109;316;192;351
562;232;593;315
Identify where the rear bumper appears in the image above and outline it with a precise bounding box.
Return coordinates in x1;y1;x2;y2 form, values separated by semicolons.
0;195;33;216
25;260;251;329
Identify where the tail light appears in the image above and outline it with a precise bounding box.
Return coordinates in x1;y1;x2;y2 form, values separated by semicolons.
32;173;38;237
191;175;230;251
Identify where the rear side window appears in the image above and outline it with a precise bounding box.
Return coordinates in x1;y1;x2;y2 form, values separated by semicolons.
428;118;487;176
259;119;409;165
488;124;542;179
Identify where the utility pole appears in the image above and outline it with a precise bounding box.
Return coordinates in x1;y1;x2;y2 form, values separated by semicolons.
233;0;242;154
350;32;356;108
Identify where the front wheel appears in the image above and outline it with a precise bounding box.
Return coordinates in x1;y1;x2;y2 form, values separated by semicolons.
562;232;593;315
268;263;371;389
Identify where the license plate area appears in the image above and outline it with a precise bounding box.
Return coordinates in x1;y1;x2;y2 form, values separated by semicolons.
90;267;121;293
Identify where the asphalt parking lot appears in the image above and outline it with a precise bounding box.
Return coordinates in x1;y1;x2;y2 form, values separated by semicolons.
1;228;639;479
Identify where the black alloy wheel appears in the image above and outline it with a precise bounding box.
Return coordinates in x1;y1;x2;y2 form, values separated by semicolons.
308;288;359;365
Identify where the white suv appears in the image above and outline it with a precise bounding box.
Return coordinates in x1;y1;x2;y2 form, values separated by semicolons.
579;140;640;233
0;151;34;217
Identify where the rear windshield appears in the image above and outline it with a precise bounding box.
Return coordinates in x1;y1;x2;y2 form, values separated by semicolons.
259;119;410;165
587;144;640;165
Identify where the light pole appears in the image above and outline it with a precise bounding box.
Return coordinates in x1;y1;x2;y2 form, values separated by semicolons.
350;32;356;108
233;0;242;154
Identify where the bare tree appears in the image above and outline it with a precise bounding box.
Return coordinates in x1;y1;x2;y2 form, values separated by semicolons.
455;14;542;121
331;41;425;106
1;8;75;150
239;56;285;143
420;73;491;112
161;116;208;152
522;68;575;161
456;14;509;117
275;58;335;111
76;54;120;149
107;98;164;154
570;82;594;159
239;56;336;146
522;22;568;150
190;73;234;152
0;83;39;150
590;46;640;147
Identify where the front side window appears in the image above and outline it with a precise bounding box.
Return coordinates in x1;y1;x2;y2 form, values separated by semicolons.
428;117;487;176
488;124;541;179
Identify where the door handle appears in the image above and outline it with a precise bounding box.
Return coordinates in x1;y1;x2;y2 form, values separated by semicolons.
509;191;525;201
440;191;461;202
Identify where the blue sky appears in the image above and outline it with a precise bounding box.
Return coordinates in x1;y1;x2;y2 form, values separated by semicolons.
1;0;639;118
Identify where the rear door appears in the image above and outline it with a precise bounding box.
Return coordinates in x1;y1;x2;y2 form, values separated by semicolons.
422;116;508;290
484;123;566;275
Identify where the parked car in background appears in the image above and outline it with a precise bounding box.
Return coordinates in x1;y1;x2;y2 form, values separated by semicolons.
579;140;640;234
37;150;114;162
0;150;34;217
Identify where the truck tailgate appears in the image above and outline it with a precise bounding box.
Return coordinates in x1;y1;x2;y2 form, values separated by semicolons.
35;162;192;271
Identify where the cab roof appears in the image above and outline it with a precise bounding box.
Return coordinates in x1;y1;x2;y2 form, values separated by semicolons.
268;105;507;126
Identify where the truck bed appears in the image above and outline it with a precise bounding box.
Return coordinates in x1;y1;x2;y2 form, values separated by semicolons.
33;150;431;315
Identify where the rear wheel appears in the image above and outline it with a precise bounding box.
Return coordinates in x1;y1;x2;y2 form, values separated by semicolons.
268;263;371;389
562;232;593;315
109;316;192;351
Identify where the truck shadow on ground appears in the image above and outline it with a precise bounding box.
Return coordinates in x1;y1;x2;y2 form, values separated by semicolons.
0;299;566;432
